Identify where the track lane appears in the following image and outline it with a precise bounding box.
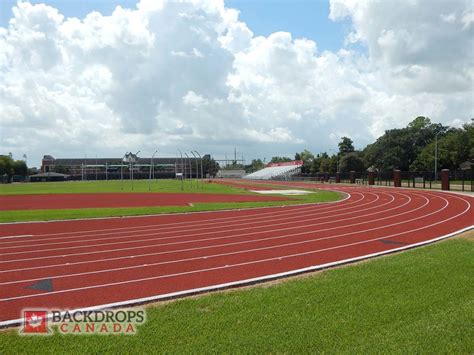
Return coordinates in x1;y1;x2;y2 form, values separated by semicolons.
0;183;472;325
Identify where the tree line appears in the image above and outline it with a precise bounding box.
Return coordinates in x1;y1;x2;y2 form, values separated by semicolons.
0;154;28;180
246;117;473;174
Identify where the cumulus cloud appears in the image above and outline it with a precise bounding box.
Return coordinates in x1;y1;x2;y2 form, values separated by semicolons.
0;0;472;165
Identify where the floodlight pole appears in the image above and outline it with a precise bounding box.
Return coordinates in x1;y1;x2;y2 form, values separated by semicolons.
434;131;441;182
191;151;199;189
178;150;184;191
149;150;158;191
121;152;127;191
185;153;192;188
132;150;140;191
194;151;203;189
180;149;186;181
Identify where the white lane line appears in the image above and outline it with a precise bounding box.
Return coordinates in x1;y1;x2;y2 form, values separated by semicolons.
0;192;357;245
0;188;351;231
0;192;381;251
0;235;33;240
0;194;433;286
0;192;398;260
1;223;471;328
0;196;469;302
0;191;435;282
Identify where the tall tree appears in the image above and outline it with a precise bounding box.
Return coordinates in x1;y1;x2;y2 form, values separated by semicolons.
338;137;355;155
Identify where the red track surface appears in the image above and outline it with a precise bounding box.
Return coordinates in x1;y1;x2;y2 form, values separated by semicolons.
0;192;288;211
0;181;472;326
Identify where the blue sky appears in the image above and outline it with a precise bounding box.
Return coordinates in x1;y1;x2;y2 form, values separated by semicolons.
1;0;348;52
1;0;471;166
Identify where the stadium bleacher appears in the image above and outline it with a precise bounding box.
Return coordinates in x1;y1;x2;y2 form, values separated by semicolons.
243;161;303;180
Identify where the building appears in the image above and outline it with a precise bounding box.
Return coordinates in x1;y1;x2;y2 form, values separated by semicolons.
41;154;209;180
29;171;69;182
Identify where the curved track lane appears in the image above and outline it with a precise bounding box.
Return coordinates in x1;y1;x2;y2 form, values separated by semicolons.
0;182;472;326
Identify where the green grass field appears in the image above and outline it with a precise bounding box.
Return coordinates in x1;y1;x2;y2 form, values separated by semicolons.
1;233;472;353
0;180;342;223
0;179;251;195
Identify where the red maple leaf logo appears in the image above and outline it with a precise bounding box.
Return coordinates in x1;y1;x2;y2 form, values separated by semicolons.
22;311;48;334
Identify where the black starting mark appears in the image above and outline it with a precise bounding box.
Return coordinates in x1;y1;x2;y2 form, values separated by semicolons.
25;279;54;293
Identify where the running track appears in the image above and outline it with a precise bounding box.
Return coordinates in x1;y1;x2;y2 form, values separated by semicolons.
0;182;472;326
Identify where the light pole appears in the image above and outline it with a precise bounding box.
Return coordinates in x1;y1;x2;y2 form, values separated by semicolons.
121;152;127;191
179;149;186;182
132;150;140;191
149;150;158;191
178;150;184;191
185;152;192;188
194;151;204;189
434;131;441;182
191;151;199;189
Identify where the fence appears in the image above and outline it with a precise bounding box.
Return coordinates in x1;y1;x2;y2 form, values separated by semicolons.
291;169;473;192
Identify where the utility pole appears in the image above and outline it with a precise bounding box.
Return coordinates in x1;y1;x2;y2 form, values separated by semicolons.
191;151;199;189
149;150;158;191
178;150;184;191
434;131;441;181
132;150;140;191
121;152;127;190
185;152;192;188
194;151;204;189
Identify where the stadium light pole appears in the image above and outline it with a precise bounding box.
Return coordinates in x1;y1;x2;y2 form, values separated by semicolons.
132;150;140;191
194;151;203;189
185;152;192;188
178;150;184;191
191;151;199;189
149;150;158;191
121;152;127;191
434;131;441;182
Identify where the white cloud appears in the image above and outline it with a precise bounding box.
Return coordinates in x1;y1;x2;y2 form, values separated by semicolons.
0;0;472;166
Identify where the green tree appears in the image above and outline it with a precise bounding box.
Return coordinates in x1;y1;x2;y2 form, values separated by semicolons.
338;137;355;155
411;123;473;171
339;152;365;172
245;159;265;173
202;156;219;177
270;156;292;163
0;155;14;182
13;160;28;176
295;149;314;174
363;116;447;171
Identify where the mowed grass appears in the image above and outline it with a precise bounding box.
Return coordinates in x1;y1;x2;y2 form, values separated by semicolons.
1;233;472;353
0;180;342;222
0;179;253;195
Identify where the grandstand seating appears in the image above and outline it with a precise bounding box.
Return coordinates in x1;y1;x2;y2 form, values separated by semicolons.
243;161;303;180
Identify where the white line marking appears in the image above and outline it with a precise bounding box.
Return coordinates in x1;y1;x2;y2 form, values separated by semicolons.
0;191;446;285
0;192;356;244
0;186;470;327
0;235;33;240
0;192;402;262
0;198;469;302
0;192;384;252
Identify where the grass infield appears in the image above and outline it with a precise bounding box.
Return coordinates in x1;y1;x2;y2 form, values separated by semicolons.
1;232;472;353
0;180;254;195
0;180;341;223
